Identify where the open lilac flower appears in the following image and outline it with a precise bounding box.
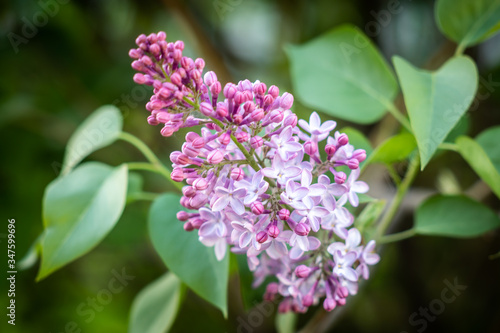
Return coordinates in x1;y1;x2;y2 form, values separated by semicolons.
130;31;379;314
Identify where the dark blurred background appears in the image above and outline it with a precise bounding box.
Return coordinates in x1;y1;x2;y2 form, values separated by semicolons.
1;0;499;332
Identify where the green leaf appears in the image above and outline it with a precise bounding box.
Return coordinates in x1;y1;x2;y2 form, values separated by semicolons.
365;132;417;166
286;24;398;124
415;195;500;237
126;172;144;203
436;0;500;50
149;194;229;316
37;162;128;280
456;135;500;199
18;234;42;271
129;272;182;333
275;312;297;333
393;56;478;169
476;126;500;174
61;105;123;176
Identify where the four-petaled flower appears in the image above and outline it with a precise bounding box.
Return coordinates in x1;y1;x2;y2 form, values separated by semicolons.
212;180;247;214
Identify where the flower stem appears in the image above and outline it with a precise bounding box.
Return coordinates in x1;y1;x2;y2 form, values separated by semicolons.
438;142;459;152
375;154;420;240
119;132;183;191
378;228;416;244
384;100;412;133
128;191;160;202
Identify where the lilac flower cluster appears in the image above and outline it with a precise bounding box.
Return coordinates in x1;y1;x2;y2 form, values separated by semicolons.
130;32;380;313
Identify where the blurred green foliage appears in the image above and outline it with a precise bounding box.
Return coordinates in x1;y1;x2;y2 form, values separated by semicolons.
1;0;499;332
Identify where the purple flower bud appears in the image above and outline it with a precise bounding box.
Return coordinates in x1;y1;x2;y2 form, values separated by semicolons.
278;208;290;221
195;58;205;70
135;34;147;45
160;125;175;137
230;167;245;181
264;282;279;301
207;150;224;164
250;136;264;149
129;48;142;59
140;55;153;67
280;92;294;109
131;60;145;71
182;144;199;158
133;73;147;84
263;95;274;106
149;43;160;56
171;168;185;182
302;294;314;307
278;300;291;313
334;171;347;184
176;211;189;221
323;298;336;312
337;133;349;146
251;201;264;215
223;83;237;99
174;40;184;50
233;114;243;125
190;69;201;81
337;298;346;306
182;186;196;197
268;225;280;238
157;31;167;40
295;265;312;278
253;82;267;95
337;286;349;298
191;218;204;229
147;115;159;125
353;149;367;162
210;81;222;95
256;230;268;243
269;109;284;123
170;151;181;164
185;132;199;143
190;193;208;209
294;223;310;236
147;33;157;43
304;141;318;155
192;137;205;149
181;57;194;70
243;101;256;114
236;131;249;142
177;154;190;165
204;71;217;86
268;85;279;98
170;72;182;86
193;178;208;190
183;221;194;231
234;91;245;105
325;144;336;156
217;133;231;145
347;159;359;169
200;101;214;116
283;113;298;127
250;109;264;122
216;104;228;117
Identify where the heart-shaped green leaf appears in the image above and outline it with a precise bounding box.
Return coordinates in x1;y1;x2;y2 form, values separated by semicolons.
415;195;500;237
365;132;417;167
38;162;128;280
436;0;500;51
129;272;182;333
393;56;478;169
61;105;123;176
476;126;500;174
148;194;229;317
456;135;500;199
286;25;398;124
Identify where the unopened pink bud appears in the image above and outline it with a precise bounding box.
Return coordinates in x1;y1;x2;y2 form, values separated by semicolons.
268;85;279;98
337;133;349;146
334;172;347;184
157;31;167;40
256;230;268;243
133;73;147;84
233;114;243;125
278;208;290;221
243;101;256;114
200;102;214;116
207;150;224;164
230;167;245;181
147;115;159;125
193;178;208;190
183;221;194;231
280;92;294;109
149;43;160;56
234;91;245;105
254;82;267;95
211;81;222;95
135;34;147;45
170;72;182;86
270;109;284;123
251;201;264;215
140;55;153;66
302;294;314;307
304;141;318;155
294;223;310;236
171;168;185;182
236;131;249;142
337;298;346;306
176;153;190;165
250;136;263;149
191;218;204;229
195;58;205;70
353;149;367;162
192;137;205;149
181;57;194;70
268;225;280;238
284;114;298;127
216;104;228;117
174;40;184;50
295;265;312;278
337;286;349;298
263;95;274;106
325;144;336;156
250;109;264;122
182;186;196;197
190;193;208;208
218;133;231;145
204;71;217;86
347;159;359;169
170;151;181;164
173;49;182;62
323;298;336;312
176;211;189;221
182;144;199;158
223;83;237;99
